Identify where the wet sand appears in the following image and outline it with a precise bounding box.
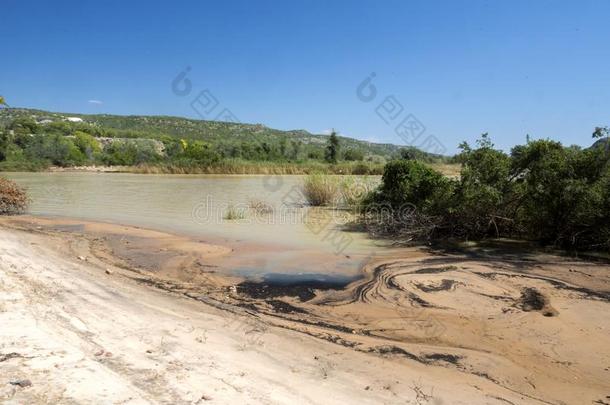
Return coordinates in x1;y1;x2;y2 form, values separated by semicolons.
1;216;609;404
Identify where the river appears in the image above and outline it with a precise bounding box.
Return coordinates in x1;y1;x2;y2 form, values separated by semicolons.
5;172;386;280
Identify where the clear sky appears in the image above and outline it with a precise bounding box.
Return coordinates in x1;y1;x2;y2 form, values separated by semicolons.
2;0;609;153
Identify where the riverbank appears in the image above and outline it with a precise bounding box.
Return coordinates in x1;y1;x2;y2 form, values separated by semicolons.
1;216;609;404
1;161;386;175
0;161;461;176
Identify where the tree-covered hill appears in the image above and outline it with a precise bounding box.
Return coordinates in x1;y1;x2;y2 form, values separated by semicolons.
0;108;444;163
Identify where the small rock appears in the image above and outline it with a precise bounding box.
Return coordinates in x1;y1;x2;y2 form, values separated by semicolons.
229;285;237;293
146;349;153;354
105;268;113;275
104;352;113;357
9;379;32;388
365;386;370;390
94;350;104;356
77;256;85;261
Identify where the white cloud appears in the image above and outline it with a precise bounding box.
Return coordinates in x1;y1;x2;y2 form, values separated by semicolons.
88;99;103;105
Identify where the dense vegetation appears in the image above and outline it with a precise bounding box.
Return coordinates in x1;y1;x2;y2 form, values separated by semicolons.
0;108;449;173
365;131;610;251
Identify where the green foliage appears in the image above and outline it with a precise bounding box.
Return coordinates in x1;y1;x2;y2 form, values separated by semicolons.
73;131;101;159
24;134;85;166
510;139;610;248
325;130;340;164
101;140;160;166
343;148;364;161
453;134;514;237
0;108;445;166
397;146;446;163
183;140;220;163
371;133;610;251
8;117;40;135
372;160;454;213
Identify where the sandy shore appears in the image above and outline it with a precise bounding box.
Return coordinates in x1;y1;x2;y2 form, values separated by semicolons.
1;216;609;404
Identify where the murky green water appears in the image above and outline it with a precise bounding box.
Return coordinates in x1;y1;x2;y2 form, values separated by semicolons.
5;172;384;278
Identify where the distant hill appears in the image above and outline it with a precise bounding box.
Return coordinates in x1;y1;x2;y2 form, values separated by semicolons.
0;108;445;162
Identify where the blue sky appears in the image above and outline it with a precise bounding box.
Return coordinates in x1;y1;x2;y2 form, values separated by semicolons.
1;0;609;153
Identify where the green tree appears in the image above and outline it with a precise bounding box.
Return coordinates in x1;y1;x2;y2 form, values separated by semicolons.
25;134;85;166
325;130;340;164
289;140;302;161
454;134;514;237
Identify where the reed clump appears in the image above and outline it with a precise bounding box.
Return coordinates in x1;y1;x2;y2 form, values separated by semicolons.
224;204;246;220
302;174;340;206
126;160;384;175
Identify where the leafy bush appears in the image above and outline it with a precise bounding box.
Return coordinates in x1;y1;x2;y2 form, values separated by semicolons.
0;177;28;215
452;134;515;238
73;131;101;159
343;149;364;161
510;139;610;249
372;160;454;213
369;133;610;250
25;134;86;166
363;160;455;240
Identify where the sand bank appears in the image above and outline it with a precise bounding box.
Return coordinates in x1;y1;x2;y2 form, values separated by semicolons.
1;216;609;404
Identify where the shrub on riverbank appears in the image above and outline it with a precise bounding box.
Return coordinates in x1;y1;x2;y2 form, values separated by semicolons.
366;133;610;251
0;177;28;215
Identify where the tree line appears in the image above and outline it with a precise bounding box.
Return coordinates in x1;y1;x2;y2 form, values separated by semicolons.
0;117;385;170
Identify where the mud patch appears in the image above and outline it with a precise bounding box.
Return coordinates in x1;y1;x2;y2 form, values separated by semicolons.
518;288;558;317
413;265;458;275
237;273;356;301
370;345;421;362
415;279;459;293
266;300;308;314
422;353;463;365
519;288;546;311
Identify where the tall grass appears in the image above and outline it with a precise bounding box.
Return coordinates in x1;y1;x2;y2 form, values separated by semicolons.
128;159;384;175
338;176;379;210
302;174;340;206
224;204;246;220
